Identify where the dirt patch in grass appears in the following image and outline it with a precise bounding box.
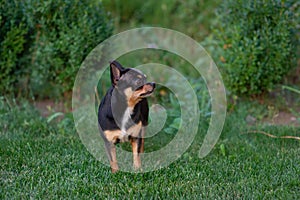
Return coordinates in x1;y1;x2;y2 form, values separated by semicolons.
33;100;71;117
33;99;300;127
262;111;300;126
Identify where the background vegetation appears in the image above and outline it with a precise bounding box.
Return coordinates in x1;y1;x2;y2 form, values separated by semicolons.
0;0;112;99
214;0;299;95
1;0;300;199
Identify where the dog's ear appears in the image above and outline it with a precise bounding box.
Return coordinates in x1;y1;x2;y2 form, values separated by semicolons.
110;61;124;86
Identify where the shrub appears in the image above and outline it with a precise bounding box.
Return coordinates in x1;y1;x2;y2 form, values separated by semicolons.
0;0;113;98
0;2;28;94
103;0;221;41
214;0;298;95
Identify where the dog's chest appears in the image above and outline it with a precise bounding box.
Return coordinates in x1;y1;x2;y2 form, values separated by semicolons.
121;107;142;137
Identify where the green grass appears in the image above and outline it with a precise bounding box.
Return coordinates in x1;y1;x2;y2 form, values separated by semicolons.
1;99;300;199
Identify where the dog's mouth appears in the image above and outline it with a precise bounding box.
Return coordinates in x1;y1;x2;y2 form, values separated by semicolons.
136;82;156;97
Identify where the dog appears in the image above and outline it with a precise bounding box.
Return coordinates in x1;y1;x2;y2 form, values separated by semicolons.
98;61;155;173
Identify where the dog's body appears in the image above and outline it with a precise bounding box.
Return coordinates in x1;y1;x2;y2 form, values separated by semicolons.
98;61;155;173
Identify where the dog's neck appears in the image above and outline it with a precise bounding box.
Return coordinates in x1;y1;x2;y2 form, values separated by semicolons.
120;107;133;135
111;89;136;134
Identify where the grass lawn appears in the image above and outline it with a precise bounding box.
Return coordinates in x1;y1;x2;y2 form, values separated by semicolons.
1;100;299;199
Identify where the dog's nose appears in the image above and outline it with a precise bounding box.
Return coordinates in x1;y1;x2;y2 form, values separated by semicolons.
151;82;156;89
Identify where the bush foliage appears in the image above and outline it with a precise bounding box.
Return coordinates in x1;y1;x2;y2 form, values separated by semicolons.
214;0;298;95
103;0;220;40
0;0;113;98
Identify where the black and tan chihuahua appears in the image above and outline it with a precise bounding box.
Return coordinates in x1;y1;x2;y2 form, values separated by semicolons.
98;61;155;173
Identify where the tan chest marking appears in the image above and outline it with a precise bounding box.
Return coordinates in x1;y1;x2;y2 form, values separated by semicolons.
127;121;142;138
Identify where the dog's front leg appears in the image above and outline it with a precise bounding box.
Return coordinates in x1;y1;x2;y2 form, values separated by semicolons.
139;127;145;153
103;130;122;173
104;141;119;173
130;138;141;170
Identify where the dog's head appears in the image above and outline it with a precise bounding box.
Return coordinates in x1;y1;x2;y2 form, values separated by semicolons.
110;61;155;107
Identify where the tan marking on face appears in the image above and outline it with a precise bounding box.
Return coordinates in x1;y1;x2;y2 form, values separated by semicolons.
124;87;133;98
137;75;142;78
125;87;142;108
130;84;154;103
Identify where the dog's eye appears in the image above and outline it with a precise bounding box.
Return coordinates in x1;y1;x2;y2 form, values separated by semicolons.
136;79;143;86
